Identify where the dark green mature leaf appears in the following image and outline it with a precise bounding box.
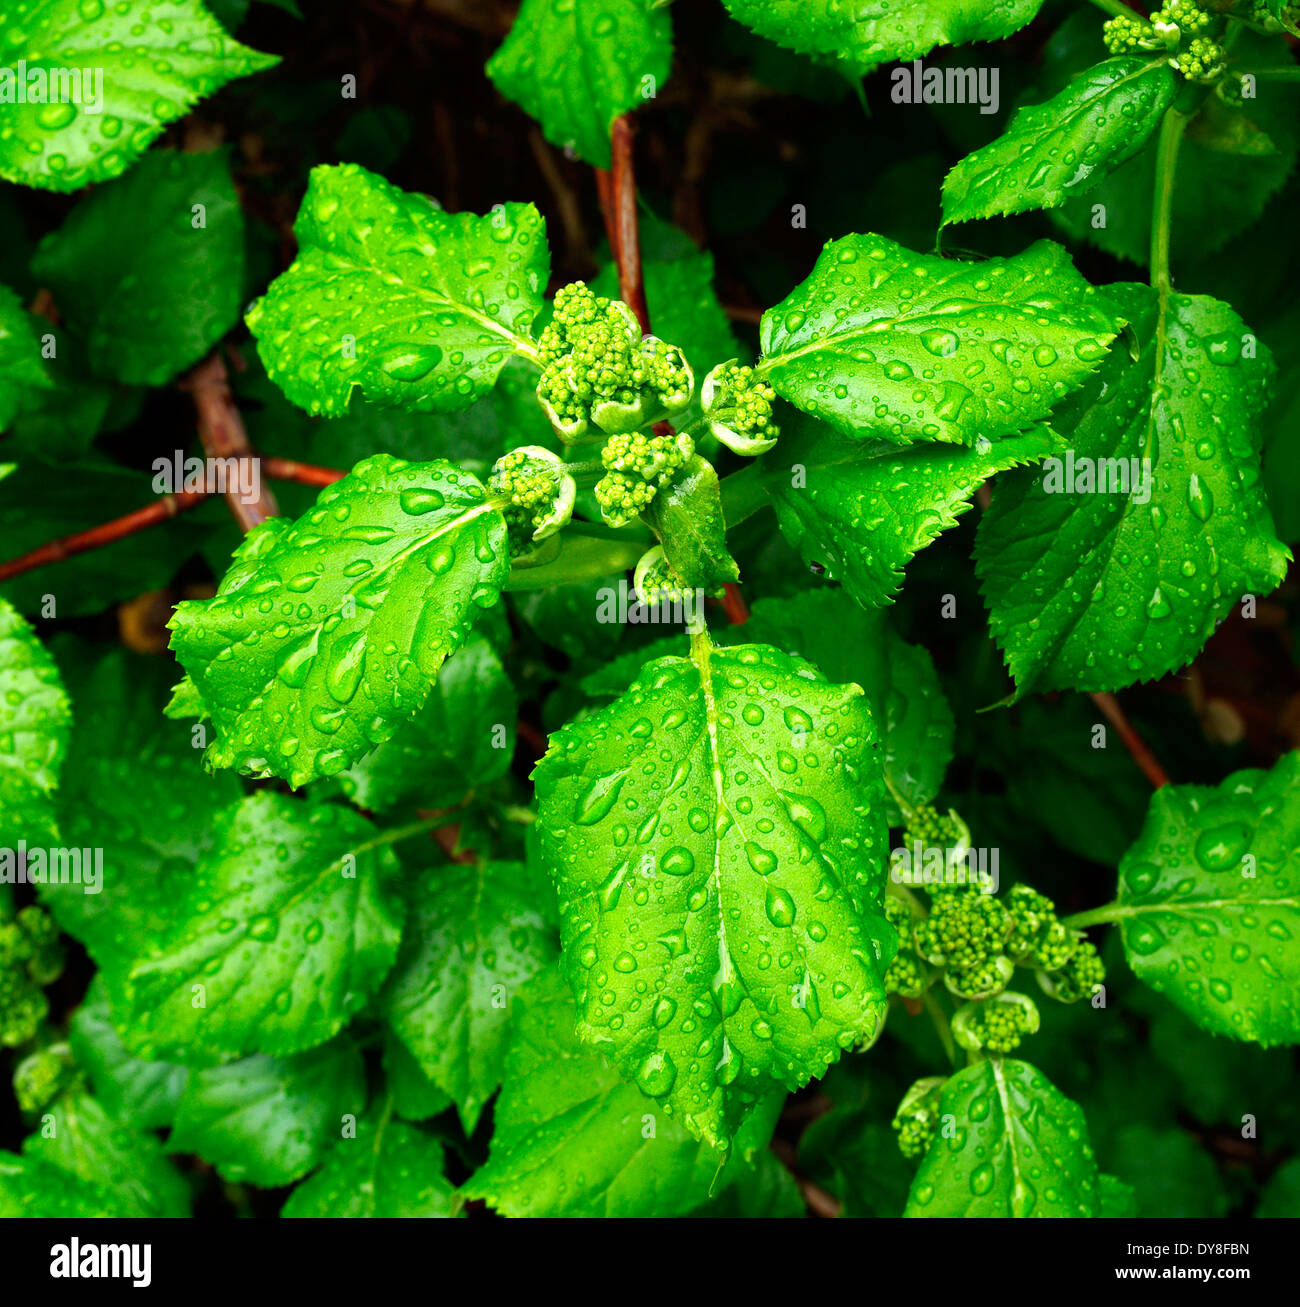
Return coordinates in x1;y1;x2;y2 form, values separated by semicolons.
23;1092;190;1217
757;235;1120;445
0;597;69;848
124;793;405;1061
1106;1124;1226;1217
0;1152;117;1217
487;0;672;168
338;633;516;814
1257;1158;1300;1217
721;0;1045;78
69;979;189;1133
977;285;1289;695
0;0;277;192
905;1059;1099;1216
282;1118;456;1218
170;454;509;787
943;59;1175;226
534;639;892;1150
690;1147;804;1217
381;860;558;1133
767;411;1064;605
646;456;739;594
461;969;781;1216
381;1032;453;1123
800;1108;912;1216
1114;752;1300;1046
0;285;49;428
31;150;245;385
1098;1173;1137;1217
168;1040;366;1187
247;164;548;417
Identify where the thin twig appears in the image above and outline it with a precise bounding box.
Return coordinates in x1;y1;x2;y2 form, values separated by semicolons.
769;1137;841;1218
181;351;280;531
1088;690;1172;789
608;115;651;335
262;457;346;488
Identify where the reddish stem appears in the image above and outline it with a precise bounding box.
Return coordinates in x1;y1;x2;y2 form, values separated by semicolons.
608;115;651;336
262;457;346;488
1088;690;1171;789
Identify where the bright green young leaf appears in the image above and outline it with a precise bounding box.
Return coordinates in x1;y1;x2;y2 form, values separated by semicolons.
169;454;510;788
23;1092;190;1217
461;969;781;1216
246;164;548;417
124;793;405;1061
646;456;739;594
976;285;1290;695
766;411;1065;605
39;646;240;1015
487;0;672;168
168;1040;366;1187
1113;752;1300;1046
0;0;277;193
942;58;1175;226
0;597;69;849
0;1152;118;1218
30;150;246;386
534;639;893;1151
757;235;1120;445
721;0;1045;78
282;1117;456;1218
905;1059;1099;1217
338;633;516;814
381;859;558;1133
68;979;190;1133
0;284;49;429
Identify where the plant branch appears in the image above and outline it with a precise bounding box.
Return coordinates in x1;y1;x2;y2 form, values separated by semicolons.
1149;106;1188;296
922;990;959;1069
1088;690;1172;789
262;457;346;488
181;351;280;531
1061;901;1126;930
605;115;650;336
1087;0;1140;18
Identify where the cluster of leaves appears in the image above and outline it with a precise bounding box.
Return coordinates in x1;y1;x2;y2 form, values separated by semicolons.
0;0;1297;1222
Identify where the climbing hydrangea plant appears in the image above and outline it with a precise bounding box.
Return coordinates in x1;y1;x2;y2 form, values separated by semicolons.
0;0;1297;1231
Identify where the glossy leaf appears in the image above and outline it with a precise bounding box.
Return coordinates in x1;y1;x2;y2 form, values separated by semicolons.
487;0;672;168
1114;752;1300;1046
767;411;1065;605
0;1153;117;1218
0;284;49;429
247;164;548;417
0;0;277;192
124;793;406;1061
942;59;1175;225
905;1059;1099;1217
757;235;1120;445
31;150;246;385
534;639;892;1150
721;0;1045;78
381;859;558;1133
169;454;510;787
646;455;740;594
977;285;1289;695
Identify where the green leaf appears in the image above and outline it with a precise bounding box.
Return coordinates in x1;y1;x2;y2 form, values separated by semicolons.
905;1059;1099;1216
766;411;1065;605
942;59;1175;226
282;1117;456;1218
721;0;1045;78
0;1151;118;1217
30;150;246;385
461;969;780;1216
169;454;510;788
380;859;558;1133
1098;1173;1137;1218
1106;1124;1226;1217
382;1031;452;1122
168;1040;366;1187
246;164;548;417
40;646;240;1013
757;235;1120;445
486;0;673;168
23;1092;190;1217
1257;1157;1300;1217
0;284;49;429
338;633;516;814
124;793;405;1061
1113;752;1300;1046
534;638;892;1150
690;1146;804;1217
0;0;277;193
69;979;189;1133
799;1108;912;1217
646;455;739;594
0;597;69;848
977;285;1290;695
